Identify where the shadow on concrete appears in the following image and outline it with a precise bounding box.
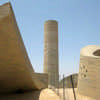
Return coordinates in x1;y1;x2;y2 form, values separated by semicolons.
0;90;41;100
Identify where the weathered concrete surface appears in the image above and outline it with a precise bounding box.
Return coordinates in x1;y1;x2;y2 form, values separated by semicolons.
58;88;95;100
59;73;78;88
43;20;59;88
0;2;48;93
78;45;100;100
0;89;60;100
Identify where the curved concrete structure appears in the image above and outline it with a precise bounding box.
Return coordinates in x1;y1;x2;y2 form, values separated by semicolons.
78;45;100;100
59;73;78;88
43;20;59;88
0;2;48;93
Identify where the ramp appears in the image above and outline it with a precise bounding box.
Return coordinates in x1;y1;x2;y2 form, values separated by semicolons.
0;2;48;93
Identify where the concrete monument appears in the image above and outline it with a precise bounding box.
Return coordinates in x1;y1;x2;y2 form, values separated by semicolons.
0;2;61;100
78;45;100;100
0;2;48;94
43;20;59;88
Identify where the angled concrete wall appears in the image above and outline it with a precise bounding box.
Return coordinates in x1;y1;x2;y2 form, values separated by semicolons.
0;2;48;93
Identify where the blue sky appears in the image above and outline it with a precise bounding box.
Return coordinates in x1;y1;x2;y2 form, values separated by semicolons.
0;0;100;76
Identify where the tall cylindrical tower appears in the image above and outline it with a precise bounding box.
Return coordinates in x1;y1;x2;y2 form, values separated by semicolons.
43;20;59;88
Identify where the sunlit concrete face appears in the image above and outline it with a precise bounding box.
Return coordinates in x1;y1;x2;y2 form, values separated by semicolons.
43;20;59;88
78;45;100;100
0;3;48;93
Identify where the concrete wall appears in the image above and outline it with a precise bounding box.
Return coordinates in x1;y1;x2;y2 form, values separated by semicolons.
78;45;100;100
0;2;48;93
59;74;78;88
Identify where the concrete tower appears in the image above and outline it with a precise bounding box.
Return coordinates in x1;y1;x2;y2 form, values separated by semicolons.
78;45;100;100
43;20;59;88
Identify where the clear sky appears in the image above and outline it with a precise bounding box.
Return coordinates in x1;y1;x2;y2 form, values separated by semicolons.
0;0;100;76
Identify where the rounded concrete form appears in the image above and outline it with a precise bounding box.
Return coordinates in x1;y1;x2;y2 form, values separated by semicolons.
78;45;100;100
59;73;78;88
43;20;59;88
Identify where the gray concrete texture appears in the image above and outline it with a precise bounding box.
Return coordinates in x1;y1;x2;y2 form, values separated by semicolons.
58;88;95;100
43;20;59;88
78;45;100;100
0;2;48;93
0;89;60;100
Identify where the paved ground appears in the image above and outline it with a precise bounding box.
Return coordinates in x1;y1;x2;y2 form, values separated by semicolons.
0;89;60;100
58;88;96;100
